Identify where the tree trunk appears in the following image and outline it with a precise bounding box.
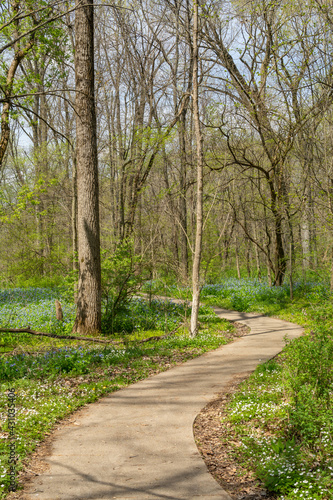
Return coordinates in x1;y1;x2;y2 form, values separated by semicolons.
190;0;203;338
0;0;34;168
267;261;272;286
235;235;241;279
273;211;286;286
301;186;311;279
253;224;261;282
179;111;189;282
73;0;102;334
72;152;78;300
268;176;286;286
289;241;293;301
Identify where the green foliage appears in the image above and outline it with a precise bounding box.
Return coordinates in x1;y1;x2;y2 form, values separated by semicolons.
248;436;331;499
13;275;64;289
0;285;232;498
224;359;333;499
0;176;50;223
227;360;285;424
141;279;192;300
101;241;148;332
0;0;70;132
102;297;189;335
0;163;73;287
282;331;333;447
212;278;333;499
0;346;129;380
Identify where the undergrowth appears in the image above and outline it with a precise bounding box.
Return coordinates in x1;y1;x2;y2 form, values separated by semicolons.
198;278;333;500
0;287;232;498
2;279;332;499
0;288;191;352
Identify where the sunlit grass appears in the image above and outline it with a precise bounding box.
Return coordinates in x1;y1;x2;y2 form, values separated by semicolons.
0;286;233;498
196;278;333;500
222;360;333;499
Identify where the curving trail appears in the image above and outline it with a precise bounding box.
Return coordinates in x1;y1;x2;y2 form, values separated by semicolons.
22;308;303;500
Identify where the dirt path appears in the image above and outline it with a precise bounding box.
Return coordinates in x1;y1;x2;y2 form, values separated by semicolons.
14;308;303;500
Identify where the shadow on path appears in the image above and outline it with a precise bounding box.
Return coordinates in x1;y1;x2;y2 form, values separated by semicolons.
20;306;303;500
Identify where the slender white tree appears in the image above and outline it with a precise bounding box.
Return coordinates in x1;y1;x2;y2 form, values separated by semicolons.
190;0;204;338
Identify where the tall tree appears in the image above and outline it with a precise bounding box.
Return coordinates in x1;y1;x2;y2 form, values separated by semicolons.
73;0;102;334
190;0;204;338
0;0;35;167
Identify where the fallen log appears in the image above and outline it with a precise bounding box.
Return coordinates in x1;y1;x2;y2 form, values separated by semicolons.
0;324;183;346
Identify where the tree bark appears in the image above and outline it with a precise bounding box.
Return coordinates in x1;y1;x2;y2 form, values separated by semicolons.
179;110;189;282
301;192;311;276
253;223;262;281
73;0;102;334
72;151;78;300
190;0;204;338
0;1;35;168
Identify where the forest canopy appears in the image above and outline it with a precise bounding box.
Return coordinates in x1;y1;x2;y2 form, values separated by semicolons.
1;0;333;307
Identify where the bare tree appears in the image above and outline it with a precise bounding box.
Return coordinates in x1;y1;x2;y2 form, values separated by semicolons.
190;0;204;337
0;1;36;168
200;0;333;284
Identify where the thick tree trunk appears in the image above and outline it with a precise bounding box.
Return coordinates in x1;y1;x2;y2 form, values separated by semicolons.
72;152;78;300
73;0;102;334
190;0;203;338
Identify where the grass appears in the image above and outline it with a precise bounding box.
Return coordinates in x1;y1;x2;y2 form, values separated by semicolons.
221;359;333;499
147;277;333;498
2;278;332;499
0;287;233;498
0;287;75;353
0;287;195;351
194;277;333;500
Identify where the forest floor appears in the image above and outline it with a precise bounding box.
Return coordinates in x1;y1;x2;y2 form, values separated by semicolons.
5;322;249;500
194;372;276;500
11;322;257;500
2;281;331;499
6;310;303;500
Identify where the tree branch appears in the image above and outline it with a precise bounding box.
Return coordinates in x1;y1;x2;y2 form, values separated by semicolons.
0;323;183;345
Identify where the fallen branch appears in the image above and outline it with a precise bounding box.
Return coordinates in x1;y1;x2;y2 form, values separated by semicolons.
0;323;183;346
0;327;115;344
